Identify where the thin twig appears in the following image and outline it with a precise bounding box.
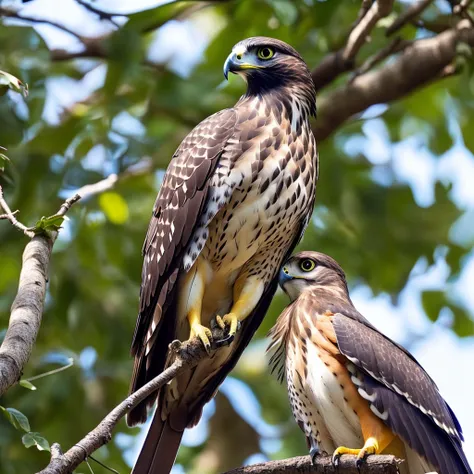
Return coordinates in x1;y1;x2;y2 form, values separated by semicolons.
26;358;74;382
37;338;210;474
75;0;123;26
0;209;19;220
453;0;474;27
343;0;395;61
71;157;153;201
0;7;87;42
222;454;402;474
350;37;411;80
0;185;34;237
386;0;435;36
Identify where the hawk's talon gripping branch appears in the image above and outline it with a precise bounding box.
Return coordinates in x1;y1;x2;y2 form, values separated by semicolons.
190;322;212;355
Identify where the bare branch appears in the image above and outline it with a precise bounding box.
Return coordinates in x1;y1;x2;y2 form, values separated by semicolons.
71;157;153;201
343;0;394;61
350;37;411;80
453;0;474;27
314;22;474;142
311;51;354;93
0;185;34;237
222;454;402;474
0;194;80;397
386;0;435;36
0;6;87;42
75;0;123;26
311;0;395;92
37;337;211;474
353;0;374;29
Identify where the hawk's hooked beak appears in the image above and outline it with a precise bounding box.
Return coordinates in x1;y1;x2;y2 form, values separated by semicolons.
223;50;261;80
278;266;293;287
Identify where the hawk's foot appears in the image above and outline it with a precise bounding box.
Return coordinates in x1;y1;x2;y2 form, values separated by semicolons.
190;323;212;354
332;437;378;469
216;312;239;338
309;446;320;465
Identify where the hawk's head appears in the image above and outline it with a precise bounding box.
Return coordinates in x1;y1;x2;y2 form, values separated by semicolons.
279;251;348;301
224;37;315;109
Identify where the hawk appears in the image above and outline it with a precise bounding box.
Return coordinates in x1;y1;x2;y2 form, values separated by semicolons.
129;38;318;474
269;251;472;474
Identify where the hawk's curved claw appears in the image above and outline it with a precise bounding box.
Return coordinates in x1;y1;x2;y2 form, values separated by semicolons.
214;332;235;347
309;446;320;465
215;313;239;338
190;323;213;354
331;441;377;469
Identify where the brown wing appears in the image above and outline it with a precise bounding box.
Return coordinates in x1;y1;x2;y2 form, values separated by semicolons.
332;311;471;474
127;108;237;425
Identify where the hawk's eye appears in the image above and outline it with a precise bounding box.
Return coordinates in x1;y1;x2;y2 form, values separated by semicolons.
257;47;275;60
300;259;316;272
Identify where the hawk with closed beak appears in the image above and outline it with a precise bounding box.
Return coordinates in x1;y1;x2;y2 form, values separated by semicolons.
269;251;472;474
129;38;318;474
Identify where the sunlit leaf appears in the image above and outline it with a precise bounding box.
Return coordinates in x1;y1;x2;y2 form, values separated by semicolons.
19;380;37;391
99;192;129;224
0;70;28;96
22;432;50;451
31;215;65;235
0;152;10;172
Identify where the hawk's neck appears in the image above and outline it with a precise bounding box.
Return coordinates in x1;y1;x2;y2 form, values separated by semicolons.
239;83;316;130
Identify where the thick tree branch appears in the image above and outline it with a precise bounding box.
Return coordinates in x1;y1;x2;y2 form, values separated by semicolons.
0;193;80;397
222;454;402;474
37;337;212;474
314;21;474;141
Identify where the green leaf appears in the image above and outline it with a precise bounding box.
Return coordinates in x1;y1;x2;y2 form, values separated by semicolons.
19;379;37;391
0;70;28;96
266;0;298;25
421;290;445;322
31;215;65;235
1;407;31;432
126;0;194;33
0;152;10;172
99;192;129;224
22;432;50;451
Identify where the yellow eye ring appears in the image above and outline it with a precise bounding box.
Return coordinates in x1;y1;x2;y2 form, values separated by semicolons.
257;47;275;60
300;259;316;272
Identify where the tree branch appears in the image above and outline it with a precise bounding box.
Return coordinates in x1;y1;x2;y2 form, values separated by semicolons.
0;193;80;397
310;0;394;92
314;21;474;141
37;337;212;474
386;0;435;36
0;185;34;237
0;6;86;42
222;454;402;474
69;157;153;201
343;0;394;61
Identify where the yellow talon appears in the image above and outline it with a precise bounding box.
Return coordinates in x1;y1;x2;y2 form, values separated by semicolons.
190;323;212;354
216;312;238;337
332;437;379;468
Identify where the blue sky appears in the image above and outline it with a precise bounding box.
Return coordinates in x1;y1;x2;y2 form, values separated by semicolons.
5;0;474;468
